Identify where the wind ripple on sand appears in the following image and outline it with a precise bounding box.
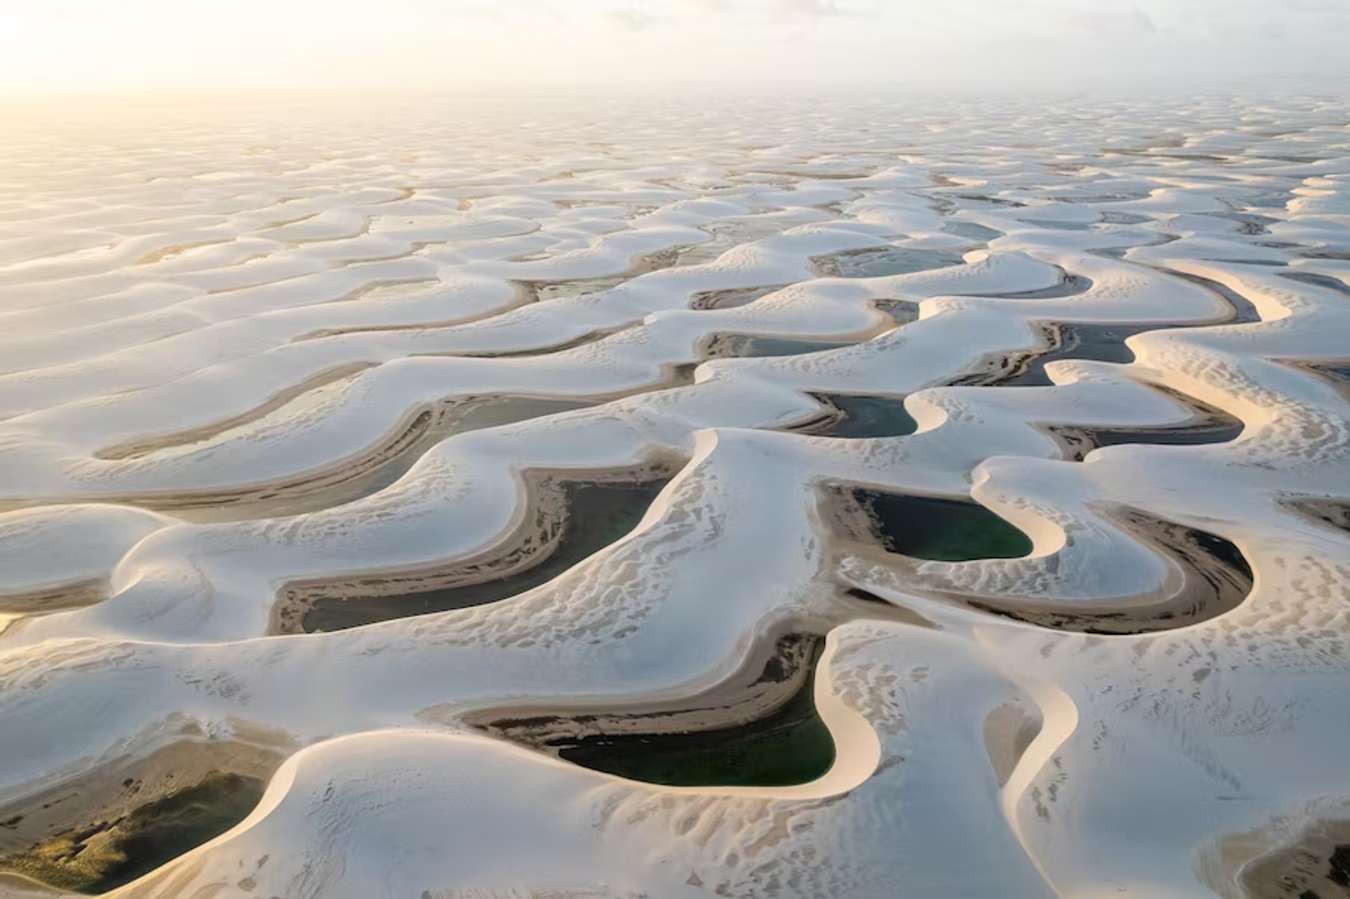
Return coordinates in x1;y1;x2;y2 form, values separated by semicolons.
0;93;1347;897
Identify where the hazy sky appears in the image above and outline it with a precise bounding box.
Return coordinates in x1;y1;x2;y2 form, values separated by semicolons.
1;0;1347;96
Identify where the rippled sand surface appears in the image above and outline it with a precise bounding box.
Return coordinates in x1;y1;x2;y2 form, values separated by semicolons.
0;93;1348;897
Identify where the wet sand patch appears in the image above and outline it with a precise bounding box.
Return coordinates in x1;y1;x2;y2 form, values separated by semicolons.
95;363;378;461
800;393;919;439
701;333;852;360
450;329;626;359
1284;496;1350;537
1287;360;1350;401
1281;272;1350;296
515;248;680;304
0;581;107;640
955;271;1093;300
870;297;920;327
673;220;805;268
1244;190;1296;209
943;221;1004;243
948;194;1027;209
1205;810;1350;899
280;468;674;633
1049;415;1243;460
48;401;444;523
1212;212;1279;235
0;580;107;618
82;395;593;523
1019;219;1094;231
475;634;835;788
1243;841;1350;898
1046;387;1245;460
688;285;786;310
951;321;1147;388
0;773;265;895
829;486;1033;562
966;510;1254;635
1089;233;1182;260
1098;212;1152;225
983;701;1043;788
951;270;1260;388
813;246;965;279
0;737;282;895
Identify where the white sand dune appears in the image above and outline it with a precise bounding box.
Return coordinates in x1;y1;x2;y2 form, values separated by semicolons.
0;93;1346;898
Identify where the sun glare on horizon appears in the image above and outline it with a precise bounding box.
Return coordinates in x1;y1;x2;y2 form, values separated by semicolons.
0;2;1348;898
1;0;1347;99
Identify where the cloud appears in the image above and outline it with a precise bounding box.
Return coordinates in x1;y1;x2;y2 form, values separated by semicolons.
1067;3;1156;35
605;7;662;31
679;0;866;18
1284;0;1350;13
773;0;860;16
